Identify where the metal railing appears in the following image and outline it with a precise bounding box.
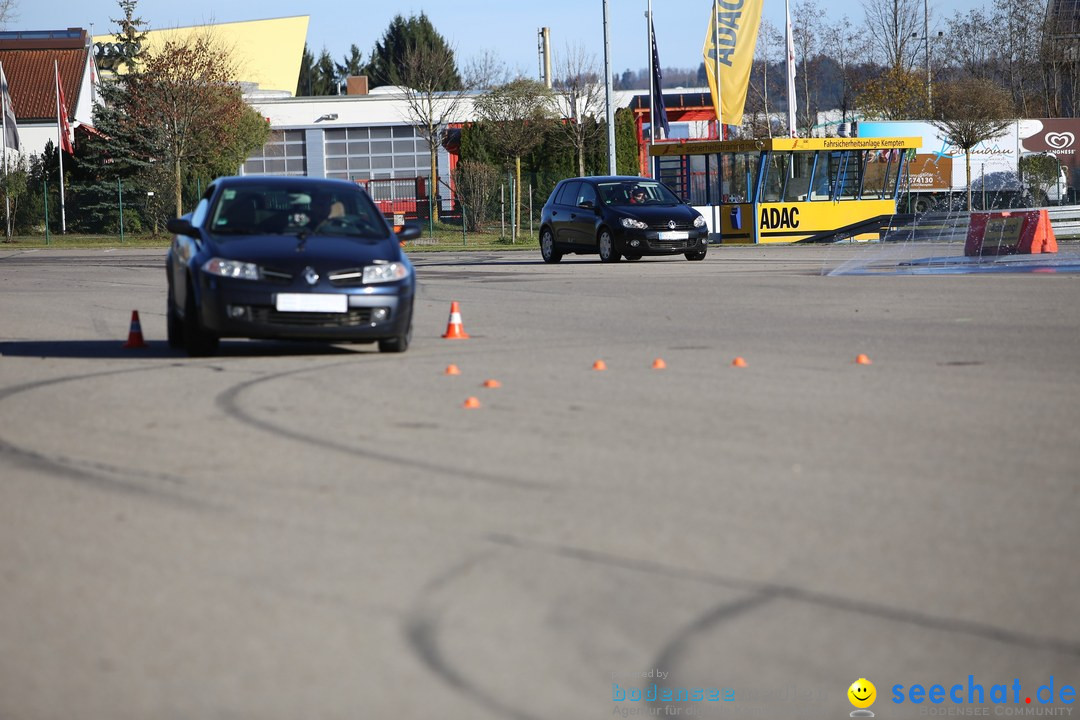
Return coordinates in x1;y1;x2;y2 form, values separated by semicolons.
880;205;1080;242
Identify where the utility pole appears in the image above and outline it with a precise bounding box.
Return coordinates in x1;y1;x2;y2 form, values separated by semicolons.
602;0;616;175
925;0;931;110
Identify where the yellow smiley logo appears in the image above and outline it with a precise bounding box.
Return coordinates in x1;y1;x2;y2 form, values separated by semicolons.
848;678;877;709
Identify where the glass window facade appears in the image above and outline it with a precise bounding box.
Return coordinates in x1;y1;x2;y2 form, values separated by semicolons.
323;126;433;181
242;130;307;176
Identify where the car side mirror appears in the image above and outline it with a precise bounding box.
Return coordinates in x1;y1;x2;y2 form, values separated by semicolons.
166;217;197;237
578;200;595;210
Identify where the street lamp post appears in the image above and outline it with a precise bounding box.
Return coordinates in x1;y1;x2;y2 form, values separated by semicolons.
911;1;943;111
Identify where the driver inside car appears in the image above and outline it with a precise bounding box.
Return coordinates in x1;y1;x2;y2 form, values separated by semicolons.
309;195;346;230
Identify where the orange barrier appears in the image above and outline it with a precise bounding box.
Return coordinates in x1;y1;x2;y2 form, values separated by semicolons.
965;209;1058;257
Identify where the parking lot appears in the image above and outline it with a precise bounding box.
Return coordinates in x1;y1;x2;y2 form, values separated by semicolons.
1;245;1078;719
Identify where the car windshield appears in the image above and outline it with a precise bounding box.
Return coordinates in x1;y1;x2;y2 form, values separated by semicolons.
598;181;682;206
208;184;390;240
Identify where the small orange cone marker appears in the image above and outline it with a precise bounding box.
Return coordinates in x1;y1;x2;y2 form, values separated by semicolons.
442;301;470;339
652;358;667;370
855;353;873;365
592;360;607;371
731;356;747;368
463;396;481;409
123;310;148;349
482;379;502;388
444;364;461;376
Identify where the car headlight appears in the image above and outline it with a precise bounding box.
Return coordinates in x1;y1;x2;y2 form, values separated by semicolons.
694;215;707;228
620;217;648;229
363;261;409;284
202;257;261;280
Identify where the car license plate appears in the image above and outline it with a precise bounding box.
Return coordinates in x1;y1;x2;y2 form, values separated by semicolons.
275;293;347;313
657;231;689;240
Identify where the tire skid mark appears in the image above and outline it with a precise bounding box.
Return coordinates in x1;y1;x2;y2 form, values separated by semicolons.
0;366;217;509
646;592;779;716
486;533;1080;658
403;552;545;720
215;363;549;491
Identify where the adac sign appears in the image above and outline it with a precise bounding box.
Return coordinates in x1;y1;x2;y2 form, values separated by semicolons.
759;206;800;230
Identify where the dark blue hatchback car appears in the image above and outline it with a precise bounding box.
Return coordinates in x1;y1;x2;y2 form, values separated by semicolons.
539;176;709;263
166;176;421;356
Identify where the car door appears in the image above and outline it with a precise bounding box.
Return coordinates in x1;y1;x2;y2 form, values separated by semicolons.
571;181;601;250
549;181;580;246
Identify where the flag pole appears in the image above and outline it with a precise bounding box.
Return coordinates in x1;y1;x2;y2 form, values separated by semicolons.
602;0;616;175
647;0;654;150
713;0;722;139
55;60;67;234
786;0;798;137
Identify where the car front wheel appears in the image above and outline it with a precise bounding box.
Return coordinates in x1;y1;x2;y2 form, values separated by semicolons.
182;279;220;357
379;308;413;353
685;249;707;261
540;228;562;263
598;229;621;263
167;286;183;349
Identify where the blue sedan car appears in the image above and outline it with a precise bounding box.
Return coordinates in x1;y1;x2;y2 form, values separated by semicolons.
166;176;421;356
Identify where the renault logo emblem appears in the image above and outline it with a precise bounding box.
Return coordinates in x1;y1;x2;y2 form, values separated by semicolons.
303;267;319;285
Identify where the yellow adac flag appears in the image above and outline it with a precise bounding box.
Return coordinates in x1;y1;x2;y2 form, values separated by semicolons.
702;0;763;126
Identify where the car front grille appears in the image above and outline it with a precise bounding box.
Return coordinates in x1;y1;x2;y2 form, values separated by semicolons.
651;239;697;250
650;221;697;231
250;307;375;327
327;268;366;287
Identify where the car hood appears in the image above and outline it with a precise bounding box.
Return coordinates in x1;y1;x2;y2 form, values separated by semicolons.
616;204;702;223
206;234;405;269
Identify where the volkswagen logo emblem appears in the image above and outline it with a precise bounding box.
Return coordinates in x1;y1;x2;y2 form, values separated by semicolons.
303;267;320;286
668;220;677;230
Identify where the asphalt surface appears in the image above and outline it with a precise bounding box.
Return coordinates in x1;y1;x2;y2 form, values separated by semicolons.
1;244;1078;720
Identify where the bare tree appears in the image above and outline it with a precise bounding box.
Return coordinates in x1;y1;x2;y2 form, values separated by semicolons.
989;0;1046;116
792;0;822;135
1038;2;1080;117
473;78;554;241
549;44;606;177
861;0;921;70
464;50;513;91
744;19;782;137
931;78;1016;210
822;15;873;124
0;0;18;27
944;8;994;80
398;42;471;222
452;160;500;232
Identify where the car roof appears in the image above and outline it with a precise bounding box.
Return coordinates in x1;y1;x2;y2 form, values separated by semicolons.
560;176;654;184
213;175;362;192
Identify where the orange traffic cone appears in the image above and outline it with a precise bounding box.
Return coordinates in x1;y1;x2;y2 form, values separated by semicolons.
442;301;470;339
123;310;148;349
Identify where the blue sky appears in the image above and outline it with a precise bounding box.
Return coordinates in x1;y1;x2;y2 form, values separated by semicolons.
22;0;987;79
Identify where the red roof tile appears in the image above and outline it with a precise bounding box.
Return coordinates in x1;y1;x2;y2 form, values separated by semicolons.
0;48;86;122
